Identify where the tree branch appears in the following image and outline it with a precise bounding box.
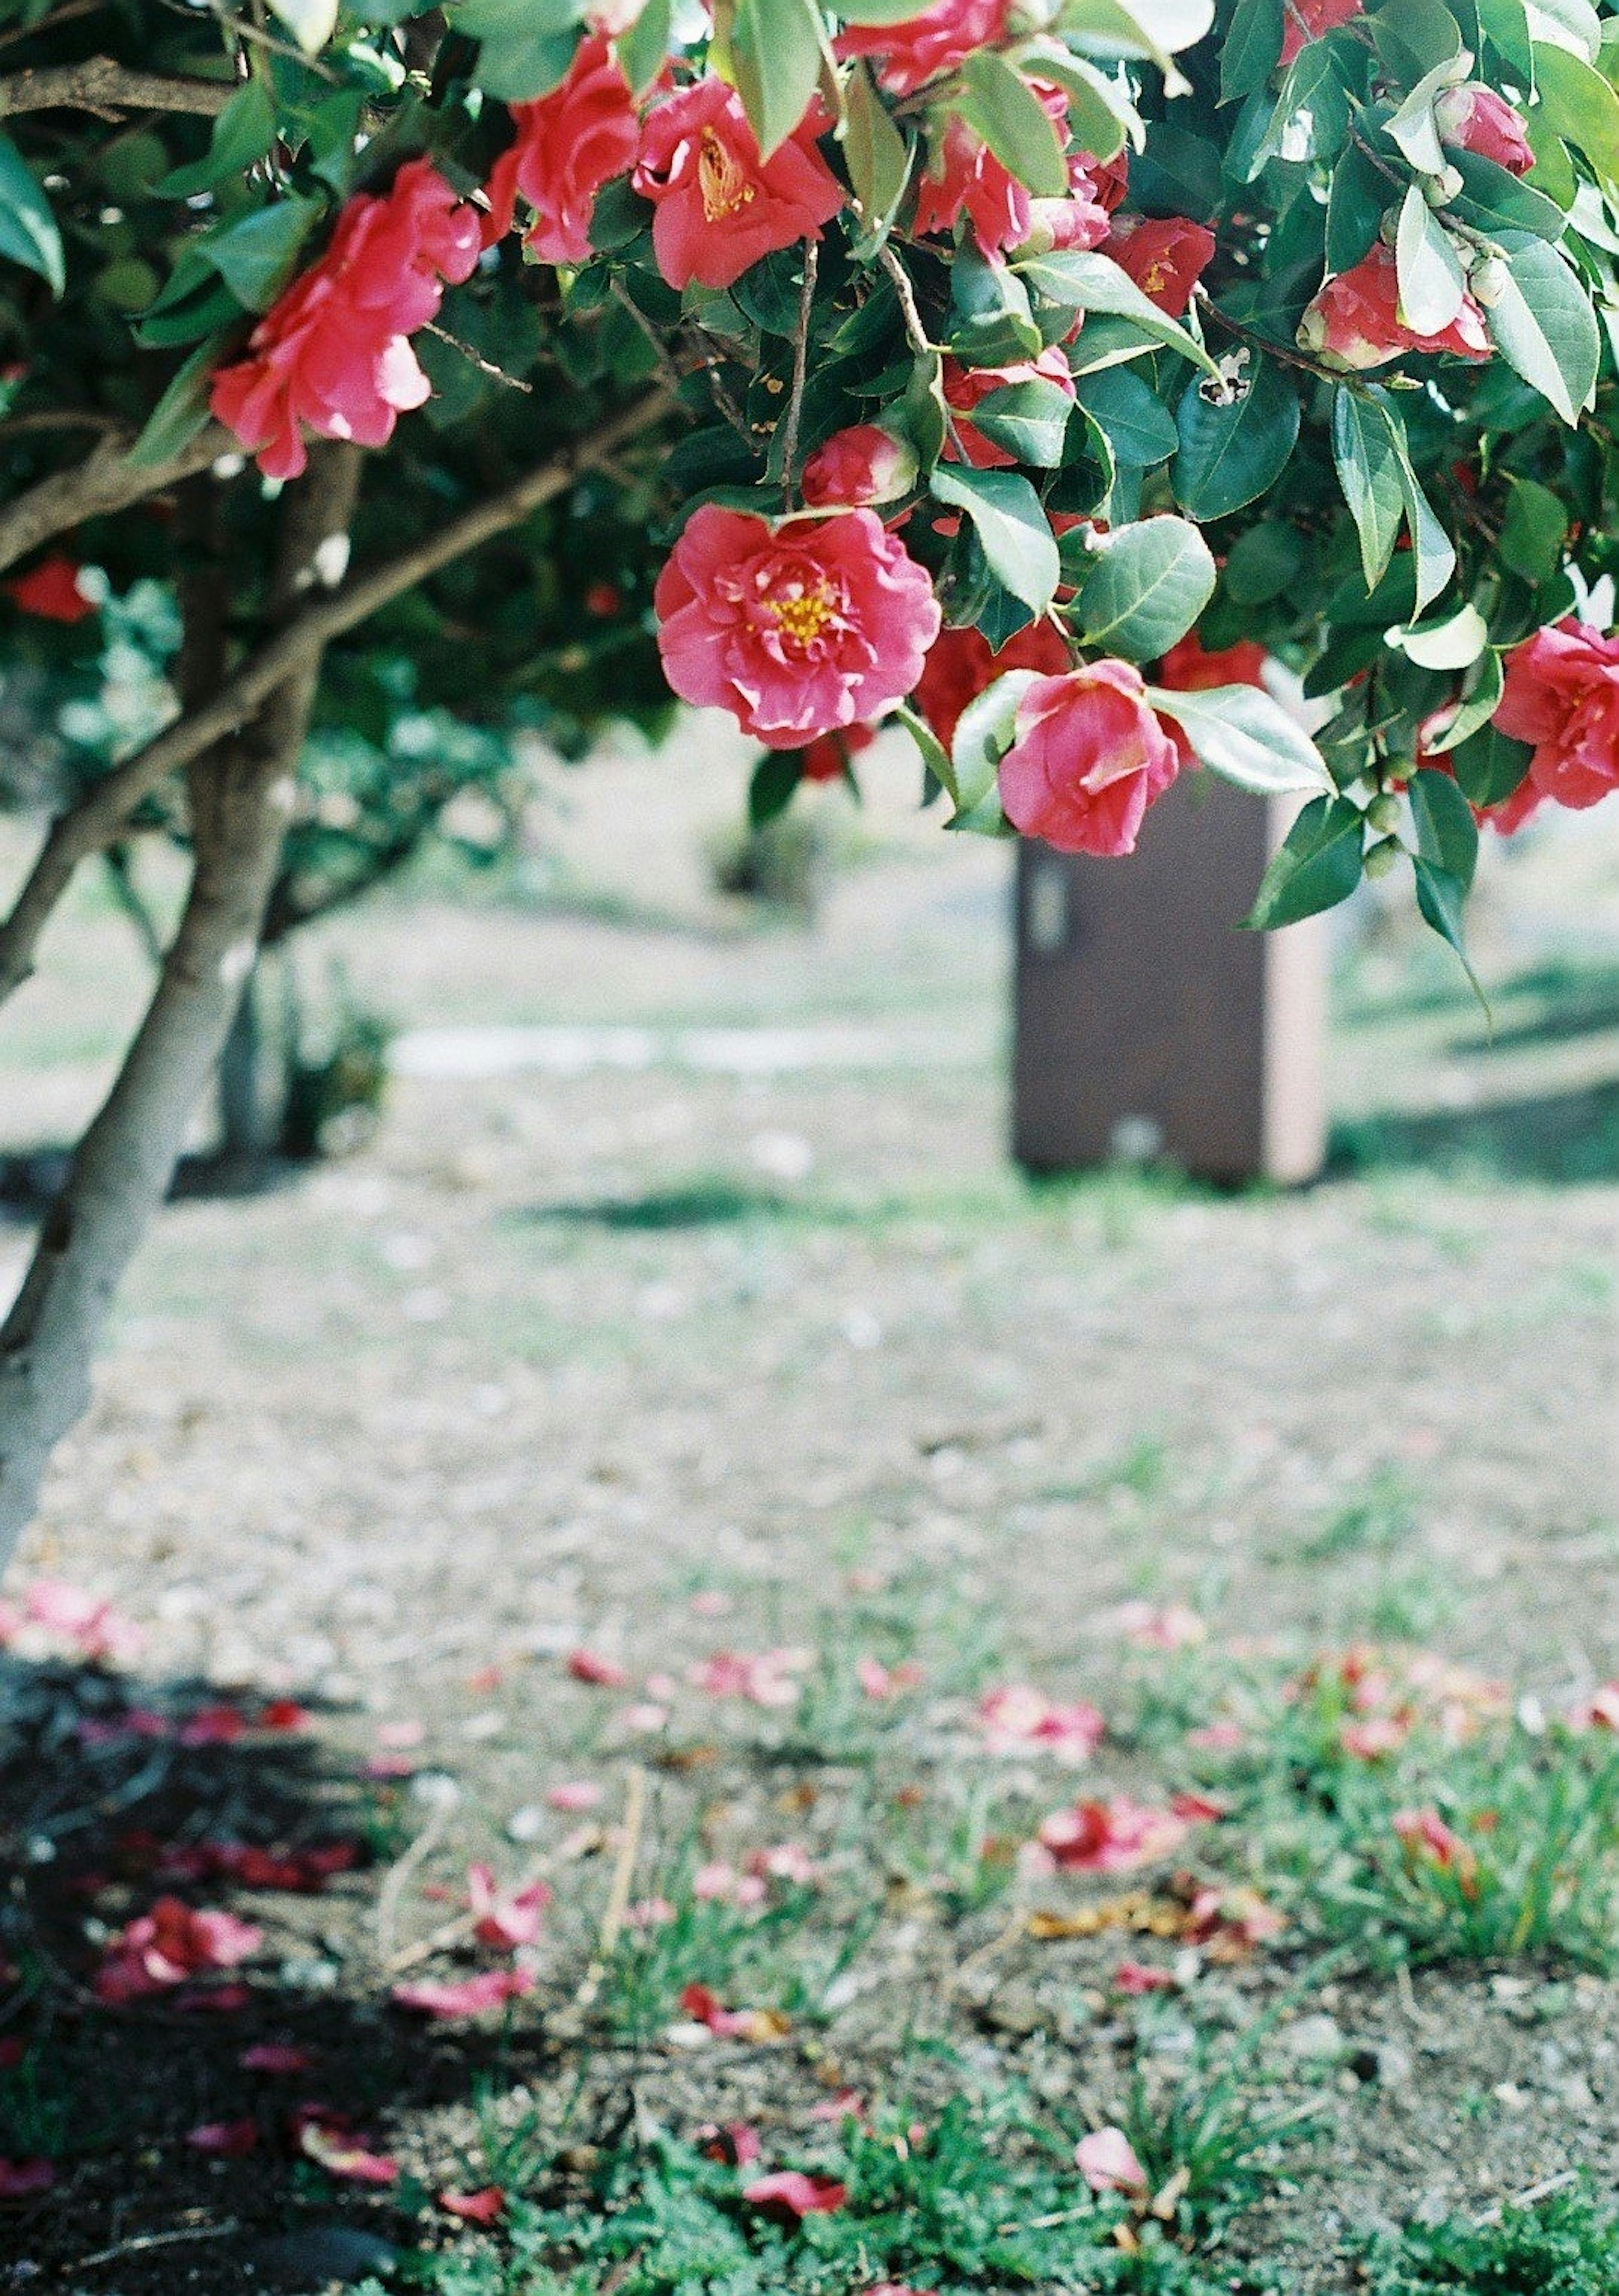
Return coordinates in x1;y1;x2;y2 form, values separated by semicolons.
0;56;234;118
0;387;673;1007
0;423;233;579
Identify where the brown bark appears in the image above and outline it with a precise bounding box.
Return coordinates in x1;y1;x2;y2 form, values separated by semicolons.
0;443;361;1560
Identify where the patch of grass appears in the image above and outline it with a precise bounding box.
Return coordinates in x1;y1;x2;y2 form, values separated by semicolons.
395;2088;1272;2296
1297;1467;1418;1562
879;1770;1024;1919
1361;2184;1619;2293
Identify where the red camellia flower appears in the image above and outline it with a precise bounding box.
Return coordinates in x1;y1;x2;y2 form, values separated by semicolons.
654;504;941;747
912;620;1070;752
839;0;1009;95
210;159;480;480
915;99;1113;262
1435;83;1534;176
1103;216;1216;316
800;424;917;508
1279;0;1363;65
1154;630;1268;692
997;662;1181;856
799;722;876;781
1297;242;1490;369
942;345;1076;468
4;553;95;623
633;81;843;292
1494;617;1619;811
481;36;641;266
95;1896;262;2004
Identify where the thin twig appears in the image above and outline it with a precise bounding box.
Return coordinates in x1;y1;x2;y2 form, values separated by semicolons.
75;2221;240;2271
376;1794;454;1964
877;242;932;358
573;1765;646;2010
1473;2168;1579;2228
779;240;818;501
0;56;234;117
422;323;533;393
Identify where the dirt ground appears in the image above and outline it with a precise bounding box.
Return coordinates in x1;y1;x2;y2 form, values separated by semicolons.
2;732;1619;2290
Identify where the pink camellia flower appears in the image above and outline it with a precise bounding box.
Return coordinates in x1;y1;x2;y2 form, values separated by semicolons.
468;1863;551;1949
567;1647;630;1688
1393;1805;1479;1893
1036;1795;1190;1874
742;2169;849;2221
22;1577;142;1663
1113;1960;1177;1995
1435;83;1534;175
441;2185;506;2223
186;2118;259;2156
1075;2126;1148;2198
634;80;843;292
240;2041;315;2074
1280;0;1362;64
1103;216;1216;316
913;620;1070;752
546;1778;605;1811
1495;619;1619;811
392;1969;535;2019
839;0;1009;96
977;1684;1105;1763
293;2105;398;2185
210;157;480;480
998;660;1182;857
800;423;917;508
1298;242;1490;370
655;505;940;748
942;345;1076;469
1154;630;1267;693
481;36;640;265
1115;1600;1207;1651
4;554;96;624
95;1898;262;2004
0;2156;55;2199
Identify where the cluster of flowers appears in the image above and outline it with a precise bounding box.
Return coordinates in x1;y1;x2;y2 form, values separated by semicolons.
193;0;1619;862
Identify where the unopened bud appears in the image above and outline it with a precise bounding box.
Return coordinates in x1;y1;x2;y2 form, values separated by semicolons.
1366;793;1401;834
1363;835;1404;880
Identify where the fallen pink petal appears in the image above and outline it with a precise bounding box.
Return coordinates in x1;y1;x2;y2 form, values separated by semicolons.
392;1969;535;2018
545;1779;603;1811
742;2169;849;2220
440;2184;506;2223
185;2118;258;2155
1076;2126;1148;2197
567;1648;629;1688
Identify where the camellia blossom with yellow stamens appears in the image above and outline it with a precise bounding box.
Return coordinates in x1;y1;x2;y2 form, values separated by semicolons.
653;505;940;746
632;79;844;292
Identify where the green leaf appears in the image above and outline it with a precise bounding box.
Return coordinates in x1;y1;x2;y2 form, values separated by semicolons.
930;465;1060;610
951;668;1039;813
1146;681;1336;795
1423;649;1503;752
617;0;672;95
1409;765;1479;890
1480;0;1535;78
267;0;339;51
1413;855;1484;998
1482;234;1600;424
732;0;827;160
894;700;955;800
1395;183;1468;336
1223;519;1304;604
968;377;1075;468
957;52;1068;198
1220;0;1284;99
1331;385;1405;593
199;195;322;313
128;336;226;468
749;749;804;827
1387;601;1488;670
156;80;277;200
1015;249;1223;377
451;0;581;97
1449;720;1533;805
1172;359;1300;521
1244;794;1365;927
1073;515;1216;661
1499;476;1570;583
1073;368;1178;466
0;131;62;295
842;57;912;235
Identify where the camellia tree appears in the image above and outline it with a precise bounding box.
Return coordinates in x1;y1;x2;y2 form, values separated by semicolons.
0;0;1618;1559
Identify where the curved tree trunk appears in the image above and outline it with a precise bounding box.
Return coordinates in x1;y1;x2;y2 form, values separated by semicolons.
0;443;361;1561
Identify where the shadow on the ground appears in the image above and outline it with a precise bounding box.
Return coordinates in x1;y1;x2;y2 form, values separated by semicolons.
0;1654;559;2291
1331;1079;1619;1184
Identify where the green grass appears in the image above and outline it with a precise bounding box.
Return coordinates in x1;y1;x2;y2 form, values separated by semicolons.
1360;2184;1619;2293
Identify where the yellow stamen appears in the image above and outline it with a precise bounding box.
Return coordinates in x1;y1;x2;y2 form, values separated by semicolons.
699;129;756;223
765;587;837;647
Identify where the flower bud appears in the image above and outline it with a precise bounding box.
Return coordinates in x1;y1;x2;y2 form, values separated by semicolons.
1434;83;1535;178
1363;835;1404;879
800;423;918;509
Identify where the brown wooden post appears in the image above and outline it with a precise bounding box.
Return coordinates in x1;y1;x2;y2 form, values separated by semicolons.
1011;774;1327;1185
